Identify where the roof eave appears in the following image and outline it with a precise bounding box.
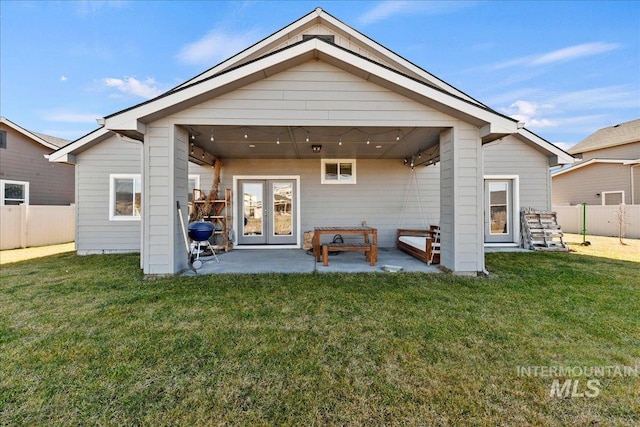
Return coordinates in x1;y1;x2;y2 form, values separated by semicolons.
0;116;61;150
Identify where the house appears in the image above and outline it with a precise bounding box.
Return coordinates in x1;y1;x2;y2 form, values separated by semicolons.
552;119;640;206
0;117;74;206
49;8;572;275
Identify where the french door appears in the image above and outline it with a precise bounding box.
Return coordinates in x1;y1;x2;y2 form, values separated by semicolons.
237;179;297;245
485;179;514;243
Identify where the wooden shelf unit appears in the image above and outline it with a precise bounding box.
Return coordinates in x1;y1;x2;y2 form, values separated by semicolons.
192;188;233;252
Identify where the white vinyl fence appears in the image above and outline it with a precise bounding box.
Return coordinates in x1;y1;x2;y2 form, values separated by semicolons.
0;205;75;250
553;204;640;239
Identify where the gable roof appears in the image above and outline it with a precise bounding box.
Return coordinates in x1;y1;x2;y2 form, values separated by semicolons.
172;8;486;108
0;116;69;150
569;118;640;155
50;8;572;164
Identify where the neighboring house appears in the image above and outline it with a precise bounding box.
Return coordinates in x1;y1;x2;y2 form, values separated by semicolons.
552;119;640;206
0;117;74;205
49;8;572;275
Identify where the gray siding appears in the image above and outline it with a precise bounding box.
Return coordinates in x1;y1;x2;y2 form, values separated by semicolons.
552;163;633;206
220;158;440;248
439;124;484;273
579;141;639;161
484;135;552;210
75;135;141;254
168;60;457;127
0;124;74;205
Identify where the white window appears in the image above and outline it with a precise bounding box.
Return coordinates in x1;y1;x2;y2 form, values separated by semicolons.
321;159;356;184
602;191;625;205
0;180;29;205
109;174;141;220
188;175;200;203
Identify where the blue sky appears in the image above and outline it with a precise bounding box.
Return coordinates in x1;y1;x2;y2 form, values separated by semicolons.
1;1;638;150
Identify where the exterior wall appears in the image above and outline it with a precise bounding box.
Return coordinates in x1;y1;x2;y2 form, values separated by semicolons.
577;141;639;161
168;60;458;128
0;123;74;205
440;124;484;274
75;135;141;254
552;163;633;206
220;159;440;248
484;136;551;211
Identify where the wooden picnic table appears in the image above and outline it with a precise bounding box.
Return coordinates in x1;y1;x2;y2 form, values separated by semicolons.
313;226;378;266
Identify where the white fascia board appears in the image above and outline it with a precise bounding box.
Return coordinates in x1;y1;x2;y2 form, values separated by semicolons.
0;116;60;150
48;127;111;163
104;43;313;131
516;128;575;165
316;43;517;131
551;159;627;177
318;12;482;106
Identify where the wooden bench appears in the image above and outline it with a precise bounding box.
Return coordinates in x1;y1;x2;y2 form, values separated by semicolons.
322;242;376;266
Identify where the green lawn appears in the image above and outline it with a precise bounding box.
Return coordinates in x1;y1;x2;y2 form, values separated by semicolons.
1;252;638;426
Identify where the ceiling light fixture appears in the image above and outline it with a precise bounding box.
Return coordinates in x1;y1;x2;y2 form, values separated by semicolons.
306;132;310;143
276;133;280;145
210;131;214;142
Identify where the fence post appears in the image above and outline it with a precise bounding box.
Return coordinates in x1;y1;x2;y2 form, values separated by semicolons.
20;204;28;248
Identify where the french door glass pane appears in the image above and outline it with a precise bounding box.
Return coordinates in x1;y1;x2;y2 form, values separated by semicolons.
243;182;263;236
273;182;292;236
489;182;508;235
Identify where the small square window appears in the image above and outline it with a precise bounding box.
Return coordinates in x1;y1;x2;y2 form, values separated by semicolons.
110;174;141;220
321;159;356;184
0;180;29;205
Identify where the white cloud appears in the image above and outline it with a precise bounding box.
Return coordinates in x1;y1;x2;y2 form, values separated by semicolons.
103;76;163;99
492;42;620;70
495;84;638;134
177;29;258;66
43;111;102;123
60;75;68;82
502;100;558;128
357;0;475;25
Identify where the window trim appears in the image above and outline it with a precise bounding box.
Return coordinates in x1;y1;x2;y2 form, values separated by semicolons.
321;159;357;184
109;174;141;221
0;179;29;206
601;190;625;206
0;129;6;149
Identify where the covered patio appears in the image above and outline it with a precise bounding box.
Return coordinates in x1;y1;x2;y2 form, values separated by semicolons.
182;247;441;275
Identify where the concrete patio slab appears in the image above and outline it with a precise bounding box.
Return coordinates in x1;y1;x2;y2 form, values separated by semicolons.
182;247;441;275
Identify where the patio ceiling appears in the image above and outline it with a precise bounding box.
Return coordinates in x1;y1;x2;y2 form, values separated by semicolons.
185;125;444;160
